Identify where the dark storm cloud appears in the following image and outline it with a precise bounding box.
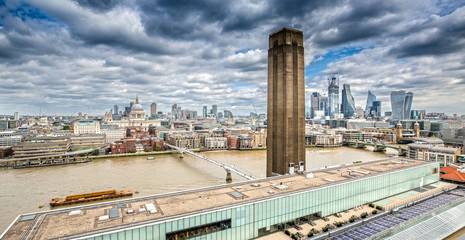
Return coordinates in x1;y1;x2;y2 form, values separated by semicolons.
74;0;122;12
388;7;465;58
1;0;465;115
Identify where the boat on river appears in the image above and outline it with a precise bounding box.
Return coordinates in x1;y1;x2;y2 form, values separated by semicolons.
49;190;133;207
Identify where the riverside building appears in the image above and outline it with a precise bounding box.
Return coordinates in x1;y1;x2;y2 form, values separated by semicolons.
1;157;440;240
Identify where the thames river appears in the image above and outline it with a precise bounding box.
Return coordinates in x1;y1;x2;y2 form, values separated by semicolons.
0;146;394;232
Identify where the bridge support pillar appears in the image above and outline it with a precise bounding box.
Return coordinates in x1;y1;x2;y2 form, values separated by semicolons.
226;171;232;183
179;152;184;158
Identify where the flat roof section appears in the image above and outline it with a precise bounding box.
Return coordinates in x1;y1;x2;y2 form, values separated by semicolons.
1;157;434;240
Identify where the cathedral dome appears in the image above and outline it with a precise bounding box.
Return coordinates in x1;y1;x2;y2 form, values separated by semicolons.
131;104;143;111
131;95;143;112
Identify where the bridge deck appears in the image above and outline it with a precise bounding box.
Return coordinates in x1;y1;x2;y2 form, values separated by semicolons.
167;144;255;180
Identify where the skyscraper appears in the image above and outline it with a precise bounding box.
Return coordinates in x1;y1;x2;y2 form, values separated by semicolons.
114;105;119;116
171;104;178;120
328;75;339;118
390;90;414;120
224;110;233;119
267;28;305;177
212;105;218;117
372;101;381;117
319;96;328;116
310;92;320;119
341;84;356;118
150;102;157;116
202;106;207;118
404;92;413;120
366;91;376;111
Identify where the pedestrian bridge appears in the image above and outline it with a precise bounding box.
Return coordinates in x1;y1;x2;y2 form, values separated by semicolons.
166;144;255;181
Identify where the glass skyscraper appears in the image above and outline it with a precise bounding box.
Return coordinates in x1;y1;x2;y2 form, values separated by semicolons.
372;101;381;117
203;106;207;118
390;90;414;120
341;84;356;118
366;90;376;111
328;76;339;118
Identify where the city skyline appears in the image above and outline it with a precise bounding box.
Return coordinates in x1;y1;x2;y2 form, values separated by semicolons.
1;1;464;115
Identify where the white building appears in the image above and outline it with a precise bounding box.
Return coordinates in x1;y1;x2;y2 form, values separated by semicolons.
100;125;126;144
205;137;227;149
73;120;101;134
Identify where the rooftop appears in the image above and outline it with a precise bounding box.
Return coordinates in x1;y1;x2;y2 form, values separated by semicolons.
2;157;430;240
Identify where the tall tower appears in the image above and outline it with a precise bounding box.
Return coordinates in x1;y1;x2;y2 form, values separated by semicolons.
366;91;376;111
171;104;178;120
328;74;340;118
310;92;320;119
203;106;207;118
267;28;305;177
150;102;157;116
391;90;414;120
414;122;420;137
396;122;403;143
341;84;356;118
212;105;218;117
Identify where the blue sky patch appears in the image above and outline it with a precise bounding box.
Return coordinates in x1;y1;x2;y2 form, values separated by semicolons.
306;47;364;80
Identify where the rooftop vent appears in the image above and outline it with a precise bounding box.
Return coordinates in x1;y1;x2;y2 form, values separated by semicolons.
229;191;245;200
273;185;289;190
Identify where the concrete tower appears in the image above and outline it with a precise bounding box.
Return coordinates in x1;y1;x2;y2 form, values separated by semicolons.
396;122;403;143
414;122;420;137
267;28;305;177
150;102;157;116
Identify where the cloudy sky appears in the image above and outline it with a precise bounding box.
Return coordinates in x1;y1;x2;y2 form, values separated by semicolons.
1;0;464;116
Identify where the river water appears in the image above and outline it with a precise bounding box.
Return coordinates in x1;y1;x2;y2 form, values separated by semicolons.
0;146;394;232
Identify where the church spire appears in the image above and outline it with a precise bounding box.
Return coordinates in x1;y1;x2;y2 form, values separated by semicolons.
136;95;139;104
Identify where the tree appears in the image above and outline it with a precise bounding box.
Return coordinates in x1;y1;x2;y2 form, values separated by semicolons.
63;125;71;130
155;146;160;151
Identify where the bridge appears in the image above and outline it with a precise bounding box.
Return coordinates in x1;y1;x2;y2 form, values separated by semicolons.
166;144;255;181
343;140;409;155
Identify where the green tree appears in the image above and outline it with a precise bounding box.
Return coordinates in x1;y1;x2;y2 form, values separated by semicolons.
63;125;71;130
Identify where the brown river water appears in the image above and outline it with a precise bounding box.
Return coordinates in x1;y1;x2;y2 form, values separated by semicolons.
0;146;395;232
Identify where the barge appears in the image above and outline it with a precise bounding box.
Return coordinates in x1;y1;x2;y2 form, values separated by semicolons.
50;190;133;207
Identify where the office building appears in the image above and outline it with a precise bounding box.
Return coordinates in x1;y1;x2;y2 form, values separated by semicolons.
328;75;339;118
212;105;218;117
73;120;101;135
224;110;233;119
14;112;19;120
366;90;376;111
150;102;157;117
391;90;414;120
267;27;305;177
12;136;71;158
372;100;382;117
203;106;208;118
171;104;178;120
319;96;328;116
100;125;126;144
69;134;106;150
310;92;320;118
114;105;119;116
341;84;356;118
